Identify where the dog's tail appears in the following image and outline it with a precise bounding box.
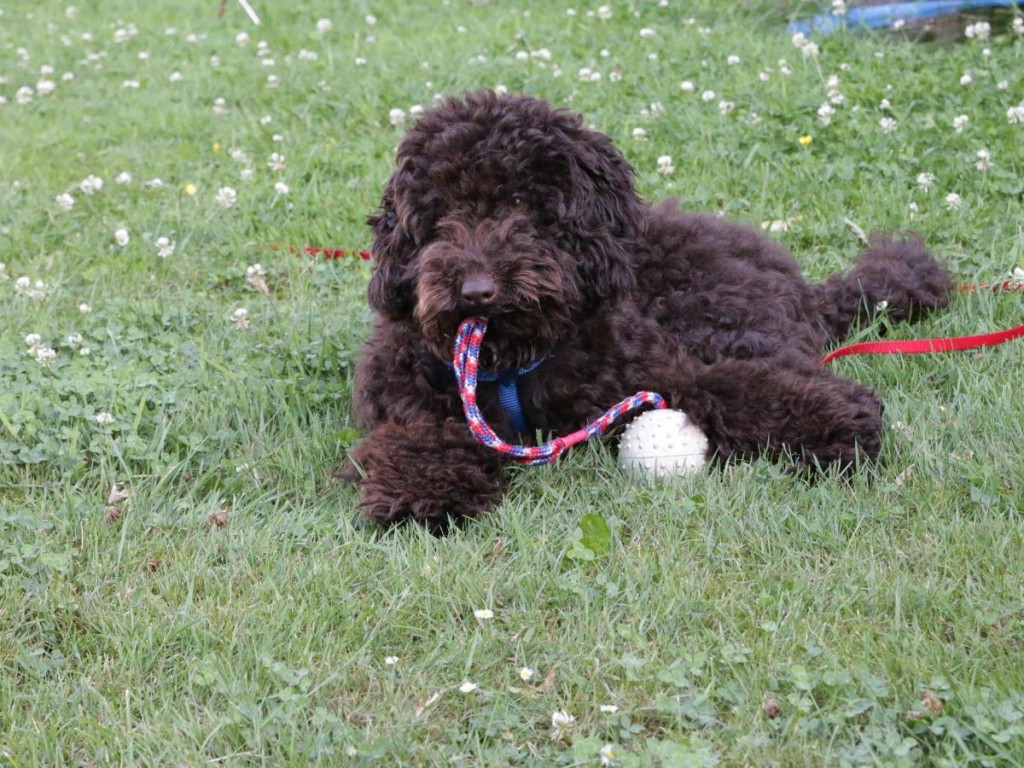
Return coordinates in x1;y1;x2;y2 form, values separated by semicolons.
810;234;953;342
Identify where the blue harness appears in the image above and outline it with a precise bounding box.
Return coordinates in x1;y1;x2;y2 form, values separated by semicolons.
448;358;546;434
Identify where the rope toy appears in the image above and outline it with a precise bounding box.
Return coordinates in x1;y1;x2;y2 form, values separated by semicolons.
454;317;666;464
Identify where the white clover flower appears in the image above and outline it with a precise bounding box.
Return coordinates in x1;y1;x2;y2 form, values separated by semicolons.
114;228;130;247
960;72;972;86
66;332;83;347
155;236;175;258
916;172;936;190
266;152;286;171
168;71;183;83
216;186;238;208
78;302;92;313
818;103;835;126
656;155;675;174
953;114;968;133
518;667;534;681
55;193;75;211
273;181;290;195
908;201;919;219
355;56;367;66
236;31;250;46
680;80;695;92
802;42;820;58
879;98;891;110
964;21;990;40
879;117;897;133
975;149;992;172
16;86;33;105
639;28;655;38
832;0;848;14
600;744;615;766
35;347;56;367
388;108;406;126
240;168;255;181
631;127;647;139
727;54;741;65
122;79;140;89
791;32;808;49
597;5;612;20
600;704;620;713
458;681;478;693
1007;105;1024;125
115;171;133;184
316;18;333;33
36;79;55;96
700;90;716;102
551;709;575;738
145;177;165;189
1013;17;1024;35
297;49;318;62
365;13;377;25
473;608;494;620
230;307;250;329
945;192;963;210
718;100;735;115
384;655;398;666
266;74;280;89
213;97;229;115
79;175;103;195
95;412;116;425
25;333;43;351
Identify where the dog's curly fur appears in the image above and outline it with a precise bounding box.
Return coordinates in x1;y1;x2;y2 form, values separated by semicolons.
345;90;952;529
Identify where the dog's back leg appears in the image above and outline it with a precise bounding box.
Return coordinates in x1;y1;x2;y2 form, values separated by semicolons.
811;235;953;342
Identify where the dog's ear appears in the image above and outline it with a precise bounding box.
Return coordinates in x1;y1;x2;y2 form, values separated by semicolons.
366;172;418;319
560;127;642;303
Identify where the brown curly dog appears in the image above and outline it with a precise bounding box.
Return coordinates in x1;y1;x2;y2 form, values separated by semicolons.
344;90;952;530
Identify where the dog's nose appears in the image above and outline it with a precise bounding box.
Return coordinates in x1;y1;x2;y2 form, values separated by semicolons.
460;274;497;307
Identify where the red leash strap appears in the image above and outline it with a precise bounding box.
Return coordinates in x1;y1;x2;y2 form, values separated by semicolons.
820;324;1024;365
820;279;1023;365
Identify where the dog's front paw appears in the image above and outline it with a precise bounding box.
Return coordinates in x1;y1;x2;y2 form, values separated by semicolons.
344;420;508;530
795;381;883;472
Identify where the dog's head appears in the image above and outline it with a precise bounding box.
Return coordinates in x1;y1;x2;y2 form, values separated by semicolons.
367;90;643;368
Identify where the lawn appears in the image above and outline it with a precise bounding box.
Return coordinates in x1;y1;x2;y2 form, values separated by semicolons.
2;0;1024;765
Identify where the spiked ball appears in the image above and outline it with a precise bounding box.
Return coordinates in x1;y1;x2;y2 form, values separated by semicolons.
618;409;709;479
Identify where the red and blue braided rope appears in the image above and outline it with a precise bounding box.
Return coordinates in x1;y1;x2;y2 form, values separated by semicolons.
454;317;666;465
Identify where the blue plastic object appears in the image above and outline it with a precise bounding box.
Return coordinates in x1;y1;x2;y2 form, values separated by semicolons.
788;0;1017;36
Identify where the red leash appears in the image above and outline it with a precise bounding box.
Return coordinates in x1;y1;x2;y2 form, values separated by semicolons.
820;280;1023;365
271;243;371;260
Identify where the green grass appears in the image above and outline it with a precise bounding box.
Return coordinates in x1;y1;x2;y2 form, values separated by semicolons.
2;0;1024;765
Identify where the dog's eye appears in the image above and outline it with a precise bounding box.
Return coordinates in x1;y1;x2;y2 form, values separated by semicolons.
509;194;525;209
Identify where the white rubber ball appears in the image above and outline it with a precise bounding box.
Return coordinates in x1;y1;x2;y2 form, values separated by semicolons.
618;409;709;479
